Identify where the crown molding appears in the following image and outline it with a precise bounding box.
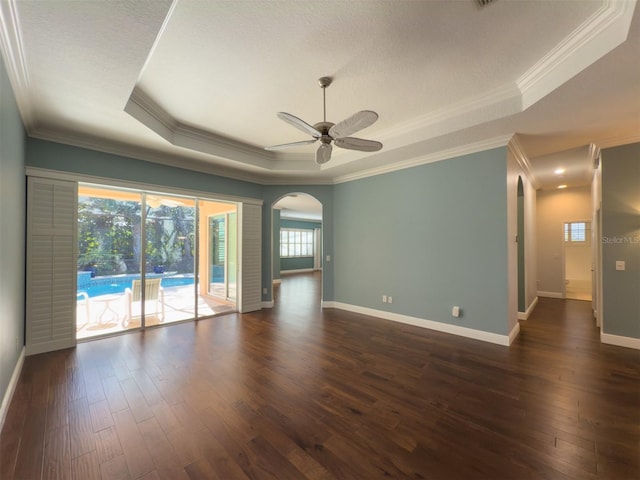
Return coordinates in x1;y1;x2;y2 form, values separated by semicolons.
333;134;513;184
28;127;336;186
124;87;177;142
0;0;35;130
125;86;276;170
588;142;601;181
588;142;601;165
382;83;521;144
517;0;636;109
507;134;539;189
29;127;268;184
593;131;640;150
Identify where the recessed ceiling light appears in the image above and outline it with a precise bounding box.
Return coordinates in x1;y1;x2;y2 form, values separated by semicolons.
557;184;567;189
554;168;565;175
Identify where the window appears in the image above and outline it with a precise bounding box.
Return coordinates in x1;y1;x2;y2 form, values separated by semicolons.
280;228;314;257
564;221;590;244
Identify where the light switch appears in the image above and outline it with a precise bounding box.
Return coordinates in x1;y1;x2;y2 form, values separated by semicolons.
616;260;626;271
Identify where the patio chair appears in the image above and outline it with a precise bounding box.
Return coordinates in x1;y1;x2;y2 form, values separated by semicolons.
124;278;165;326
76;291;90;329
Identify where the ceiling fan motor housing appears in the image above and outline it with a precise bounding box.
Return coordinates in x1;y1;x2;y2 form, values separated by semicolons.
313;121;334;144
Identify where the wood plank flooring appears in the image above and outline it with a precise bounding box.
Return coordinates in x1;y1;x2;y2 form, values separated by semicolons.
1;272;639;479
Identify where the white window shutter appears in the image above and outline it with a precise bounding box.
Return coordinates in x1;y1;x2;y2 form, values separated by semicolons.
238;203;262;313
26;177;77;355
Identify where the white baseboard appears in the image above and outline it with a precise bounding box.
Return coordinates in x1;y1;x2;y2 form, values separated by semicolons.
272;279;281;285
239;303;263;313
327;302;512;346
508;322;521;345
1;347;25;431
601;332;640;350
280;268;314;274
537;291;564;299
261;300;274;308
518;296;539;320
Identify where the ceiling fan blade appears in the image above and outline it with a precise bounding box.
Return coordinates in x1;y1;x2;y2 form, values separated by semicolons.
315;143;332;165
335;137;383;152
277;112;321;138
264;139;317;151
329;110;378;139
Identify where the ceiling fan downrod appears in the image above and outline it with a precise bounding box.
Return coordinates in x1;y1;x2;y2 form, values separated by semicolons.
318;76;332;123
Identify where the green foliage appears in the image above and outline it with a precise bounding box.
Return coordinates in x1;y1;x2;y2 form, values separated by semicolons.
77;195;195;276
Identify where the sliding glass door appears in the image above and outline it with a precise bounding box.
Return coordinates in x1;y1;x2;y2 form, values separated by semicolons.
145;194;195;324
76;186;142;339
77;185;238;339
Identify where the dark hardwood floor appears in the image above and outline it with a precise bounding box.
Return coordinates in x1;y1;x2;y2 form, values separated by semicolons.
1;272;639;479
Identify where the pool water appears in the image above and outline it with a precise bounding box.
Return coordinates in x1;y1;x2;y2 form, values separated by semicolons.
78;273;194;298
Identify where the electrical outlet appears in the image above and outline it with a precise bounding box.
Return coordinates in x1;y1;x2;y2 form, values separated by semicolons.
382;295;387;303
262;288;267;294
388;296;393;304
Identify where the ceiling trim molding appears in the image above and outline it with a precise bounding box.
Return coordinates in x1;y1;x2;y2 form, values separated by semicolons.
507;134;539;189
28;127;336;186
333;134;513;185
517;0;636;109
124;87;177;142
592;131;640;150
588;143;601;181
0;0;35;129
380;83;521;143
125;86;275;170
28;127;269;184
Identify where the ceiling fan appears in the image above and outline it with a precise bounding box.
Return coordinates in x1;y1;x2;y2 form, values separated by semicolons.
265;77;383;165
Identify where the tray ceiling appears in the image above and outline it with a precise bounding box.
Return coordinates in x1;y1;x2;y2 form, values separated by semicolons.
2;0;639;187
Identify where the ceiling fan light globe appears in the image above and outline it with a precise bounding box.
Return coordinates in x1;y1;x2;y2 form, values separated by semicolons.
315;143;332;165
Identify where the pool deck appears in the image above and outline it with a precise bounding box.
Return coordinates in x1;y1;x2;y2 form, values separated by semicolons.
76;284;235;340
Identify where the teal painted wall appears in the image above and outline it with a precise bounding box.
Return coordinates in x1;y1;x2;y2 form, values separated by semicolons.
280;218;321;271
26;138;263;199
281;257;314;271
0;58;26;405
601;143;640;339
334;147;510;335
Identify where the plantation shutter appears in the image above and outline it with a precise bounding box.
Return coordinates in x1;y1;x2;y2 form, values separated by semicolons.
26;177;77;355
238;202;262;312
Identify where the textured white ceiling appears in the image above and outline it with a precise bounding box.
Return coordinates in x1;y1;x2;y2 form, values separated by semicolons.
2;0;639;187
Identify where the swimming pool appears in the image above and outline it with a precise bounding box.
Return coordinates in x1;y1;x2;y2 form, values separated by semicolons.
77;272;195;298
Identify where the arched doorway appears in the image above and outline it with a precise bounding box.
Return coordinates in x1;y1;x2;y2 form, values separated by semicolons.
271;193;323;306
